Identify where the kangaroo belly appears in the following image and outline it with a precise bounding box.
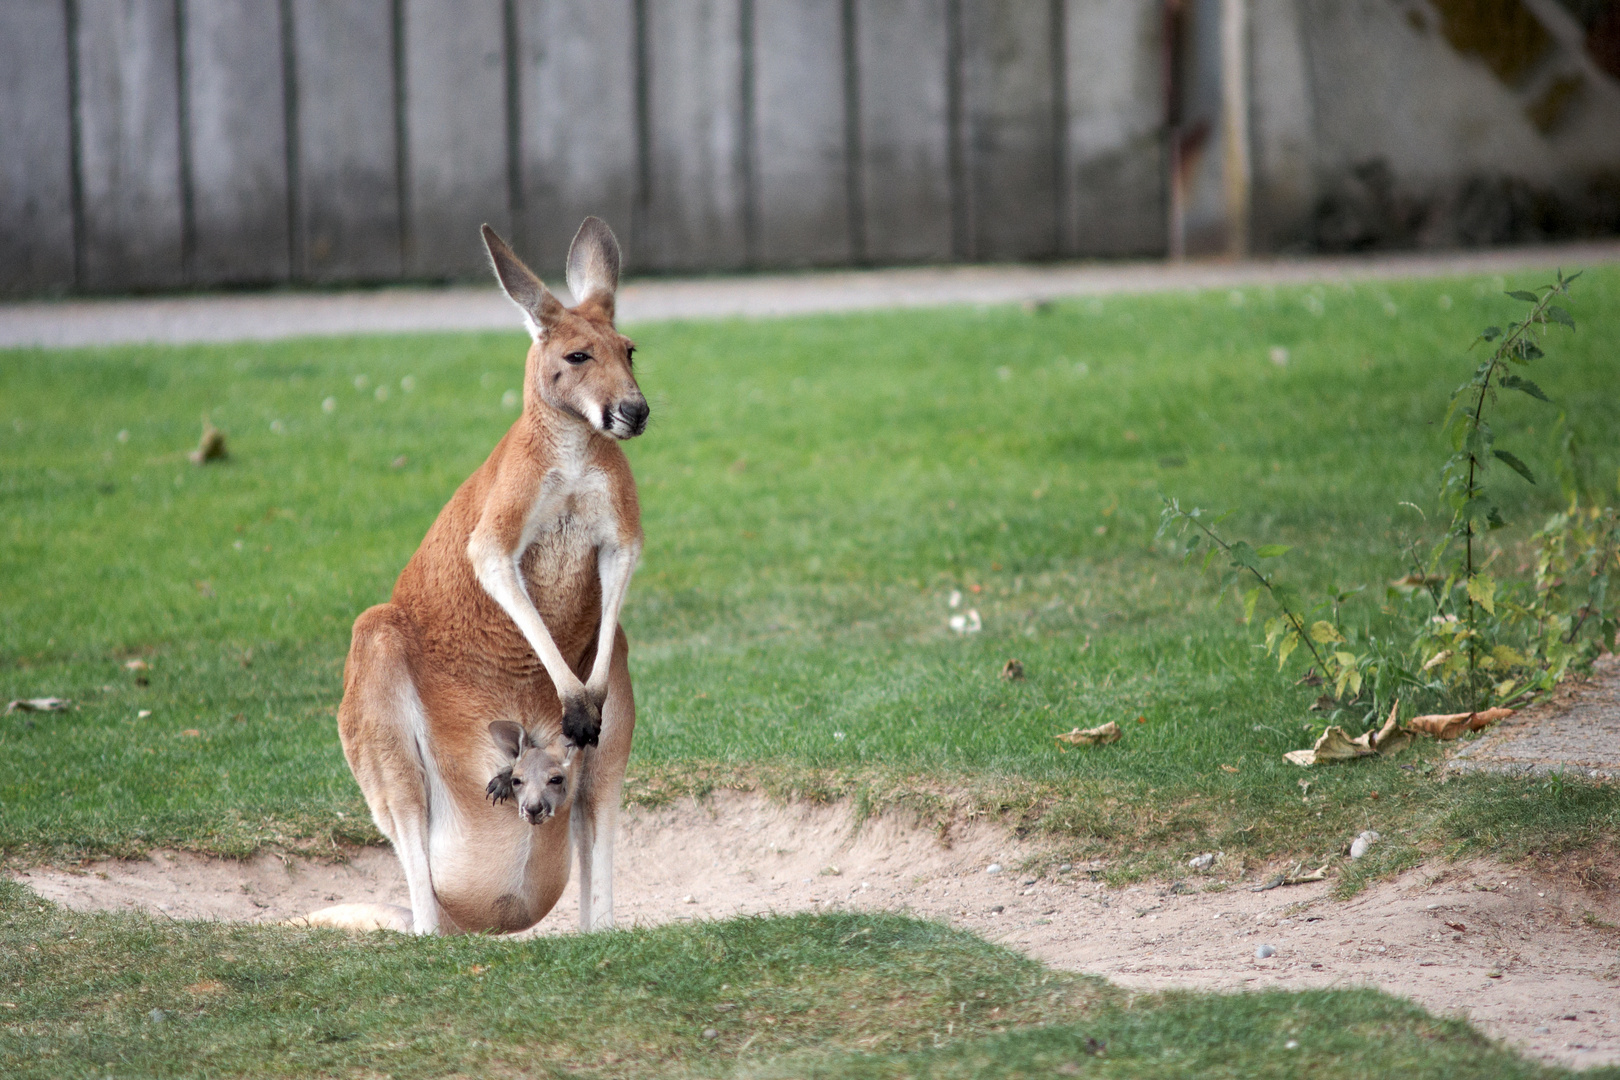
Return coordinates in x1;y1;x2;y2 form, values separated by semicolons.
430;807;573;933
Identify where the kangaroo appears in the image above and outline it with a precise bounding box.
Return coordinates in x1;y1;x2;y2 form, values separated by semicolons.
303;218;646;935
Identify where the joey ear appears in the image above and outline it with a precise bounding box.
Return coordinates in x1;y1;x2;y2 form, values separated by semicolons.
488;720;529;759
564;216;621;319
482;224;564;335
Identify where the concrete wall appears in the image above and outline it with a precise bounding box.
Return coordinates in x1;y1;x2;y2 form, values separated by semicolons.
2;0;1619;295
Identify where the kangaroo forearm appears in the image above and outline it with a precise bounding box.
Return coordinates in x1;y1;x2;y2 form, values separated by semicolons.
469;542;585;697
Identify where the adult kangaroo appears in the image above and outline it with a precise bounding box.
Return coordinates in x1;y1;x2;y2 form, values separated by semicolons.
305;218;646;935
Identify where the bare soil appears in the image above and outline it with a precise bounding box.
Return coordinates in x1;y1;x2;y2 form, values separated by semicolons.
12;792;1620;1070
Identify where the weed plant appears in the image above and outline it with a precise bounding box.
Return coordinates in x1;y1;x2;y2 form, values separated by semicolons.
1161;272;1618;727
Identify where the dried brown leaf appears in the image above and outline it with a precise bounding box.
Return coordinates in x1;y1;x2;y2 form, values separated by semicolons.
1055;721;1122;746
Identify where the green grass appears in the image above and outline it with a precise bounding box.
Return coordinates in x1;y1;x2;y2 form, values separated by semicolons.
6;269;1620;1077
3;881;1606;1080
3;270;1620;876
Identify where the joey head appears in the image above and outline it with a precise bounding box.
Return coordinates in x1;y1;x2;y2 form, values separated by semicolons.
485;721;578;825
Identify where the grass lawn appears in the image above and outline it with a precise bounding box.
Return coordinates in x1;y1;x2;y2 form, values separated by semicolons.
3;267;1617;873
3;266;1619;1076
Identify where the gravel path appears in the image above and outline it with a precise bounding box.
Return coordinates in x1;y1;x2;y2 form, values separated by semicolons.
1451;655;1620;779
3;241;1619;348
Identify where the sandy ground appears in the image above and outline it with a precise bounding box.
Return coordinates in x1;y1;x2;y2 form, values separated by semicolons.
3;240;1619;348
14;793;1620;1070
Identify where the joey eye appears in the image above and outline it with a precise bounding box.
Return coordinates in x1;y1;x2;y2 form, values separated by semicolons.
565;351;590;365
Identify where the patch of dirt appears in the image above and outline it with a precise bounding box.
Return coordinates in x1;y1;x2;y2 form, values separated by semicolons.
1451;654;1620;779
13;793;1620;1069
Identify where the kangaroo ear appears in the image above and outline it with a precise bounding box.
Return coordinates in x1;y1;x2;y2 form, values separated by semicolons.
488;720;528;759
482;225;564;338
564;216;621;320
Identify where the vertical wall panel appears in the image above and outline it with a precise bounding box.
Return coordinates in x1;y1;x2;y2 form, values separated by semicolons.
959;0;1059;260
77;0;185;290
404;0;508;278
753;0;849;266
856;0;952;262
0;0;77;294
1249;0;1314;252
291;0;401;282
642;0;748;271
516;0;638;278
1065;0;1165;256
185;0;291;284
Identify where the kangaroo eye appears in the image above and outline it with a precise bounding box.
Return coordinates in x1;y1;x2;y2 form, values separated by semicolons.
510;777;523;787
565;351;590;365
626;346;635;364
549;775;564;785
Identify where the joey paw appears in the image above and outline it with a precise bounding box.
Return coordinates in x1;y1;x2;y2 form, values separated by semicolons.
486;768;516;804
561;695;602;747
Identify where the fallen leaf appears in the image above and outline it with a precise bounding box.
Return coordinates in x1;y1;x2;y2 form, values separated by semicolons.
1288;701;1414;764
1294;667;1324;687
1055;721;1122;746
1284;725;1377;766
1391;573;1442;591
1408;707;1514;740
1445;922;1466;933
1000;658;1025;681
181;729;201;737
1134;714;1147;724
123;659;150;672
1252;863;1330;891
186;981;225;995
188;420;227;465
5;698;73;714
1220;764;1239;773
1309;695;1337;712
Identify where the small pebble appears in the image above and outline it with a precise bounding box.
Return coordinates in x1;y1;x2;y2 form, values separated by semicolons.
1285;1039;1300;1049
149;1009;167;1023
1350;830;1381;859
1188;853;1215;871
682;895;696;904
990;905;1005;914
986;863;1002;875
1255;945;1276;959
702;1028;718;1040
1535;1027;1551;1035
1022;878;1037;886
1058;863;1073;873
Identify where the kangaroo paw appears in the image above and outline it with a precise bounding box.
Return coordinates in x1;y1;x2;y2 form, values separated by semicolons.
561;694;602;747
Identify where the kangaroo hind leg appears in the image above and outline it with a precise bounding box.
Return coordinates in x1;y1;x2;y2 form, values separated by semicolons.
573;625;635;932
329;604;445;935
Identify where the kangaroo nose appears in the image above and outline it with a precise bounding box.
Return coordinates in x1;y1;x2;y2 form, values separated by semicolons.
622;399;650;433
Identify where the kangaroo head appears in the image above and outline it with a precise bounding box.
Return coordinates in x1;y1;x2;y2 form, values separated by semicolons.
486;721;579;825
481;220;648;440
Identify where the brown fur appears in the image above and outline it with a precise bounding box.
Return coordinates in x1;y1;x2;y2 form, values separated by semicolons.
314;219;646;935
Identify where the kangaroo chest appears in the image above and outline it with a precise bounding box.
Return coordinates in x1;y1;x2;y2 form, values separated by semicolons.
518;465;614;605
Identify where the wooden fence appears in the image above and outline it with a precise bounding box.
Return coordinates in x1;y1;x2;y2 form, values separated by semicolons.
0;0;1168;295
